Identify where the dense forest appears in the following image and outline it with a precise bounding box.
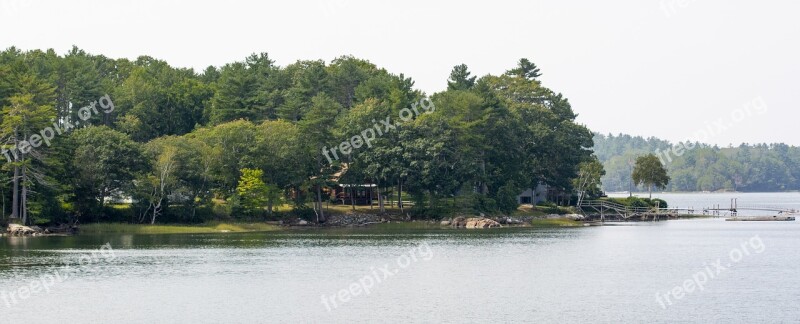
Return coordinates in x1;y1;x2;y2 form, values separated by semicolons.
0;47;597;226
595;133;800;192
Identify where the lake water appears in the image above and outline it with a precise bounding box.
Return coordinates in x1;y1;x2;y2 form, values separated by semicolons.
2;193;799;323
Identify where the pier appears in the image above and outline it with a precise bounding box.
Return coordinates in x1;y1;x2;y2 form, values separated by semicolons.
578;198;798;222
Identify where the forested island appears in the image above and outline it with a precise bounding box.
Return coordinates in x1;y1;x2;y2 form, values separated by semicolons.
0;47;600;228
595;134;800;192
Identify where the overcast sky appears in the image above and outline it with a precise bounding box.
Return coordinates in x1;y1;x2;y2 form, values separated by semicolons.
1;0;797;146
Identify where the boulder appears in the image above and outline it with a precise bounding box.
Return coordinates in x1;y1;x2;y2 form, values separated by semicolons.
451;217;467;227
496;217;523;225
7;224;42;236
465;218;501;229
564;214;585;221
451;217;501;229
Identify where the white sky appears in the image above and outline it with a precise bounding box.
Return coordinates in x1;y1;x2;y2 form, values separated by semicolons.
1;0;798;146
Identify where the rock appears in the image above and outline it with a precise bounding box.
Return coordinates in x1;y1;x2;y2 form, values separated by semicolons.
451;217;467;227
451;217;500;229
440;220;451;226
497;217;522;225
465;218;501;229
7;224;42;236
297;219;309;225
564;214;585;221
324;213;385;226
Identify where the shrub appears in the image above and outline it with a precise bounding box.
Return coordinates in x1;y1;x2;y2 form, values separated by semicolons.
212;201;233;219
603;197;668;209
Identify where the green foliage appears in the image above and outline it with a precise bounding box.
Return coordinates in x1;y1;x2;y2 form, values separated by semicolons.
466;193;497;213
505;58;542;80
67;126;147;221
602;197;668;209
447;64;476;91
0;48;600;223
534;201;570;214
632;154;670;197
236;168;269;215
496;181;522;214
595;134;800;192
574;156;606;198
651;198;668;209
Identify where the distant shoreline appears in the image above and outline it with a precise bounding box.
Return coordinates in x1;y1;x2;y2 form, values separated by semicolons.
607;191;800;195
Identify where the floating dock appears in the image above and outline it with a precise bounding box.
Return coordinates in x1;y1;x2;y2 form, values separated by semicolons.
726;215;796;221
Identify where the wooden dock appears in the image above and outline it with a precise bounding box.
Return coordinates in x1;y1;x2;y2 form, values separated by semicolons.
578;198;798;222
726;215;796;221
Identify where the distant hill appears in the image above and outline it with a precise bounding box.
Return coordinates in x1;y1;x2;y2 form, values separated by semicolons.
593;133;800;192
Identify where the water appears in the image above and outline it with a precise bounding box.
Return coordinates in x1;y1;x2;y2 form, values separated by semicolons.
1;193;799;323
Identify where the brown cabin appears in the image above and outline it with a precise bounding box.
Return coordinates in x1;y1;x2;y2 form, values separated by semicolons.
331;184;377;205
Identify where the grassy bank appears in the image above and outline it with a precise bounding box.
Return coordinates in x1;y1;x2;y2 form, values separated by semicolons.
80;222;281;234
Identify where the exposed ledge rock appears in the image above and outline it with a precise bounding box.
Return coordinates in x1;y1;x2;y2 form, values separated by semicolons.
450;217;501;229
7;224;42;236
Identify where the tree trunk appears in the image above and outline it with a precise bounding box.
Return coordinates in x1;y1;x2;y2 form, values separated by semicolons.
369;184;373;210
151;200;161;225
21;167;27;225
398;180;404;212
316;184;325;223
11;165;19;219
378;187;385;213
480;159;488;195
191;194;197;221
100;186;108;209
350;186;355;211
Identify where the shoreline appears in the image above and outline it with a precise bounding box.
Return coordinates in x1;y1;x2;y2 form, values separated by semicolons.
2;210;739;237
4;216;642;236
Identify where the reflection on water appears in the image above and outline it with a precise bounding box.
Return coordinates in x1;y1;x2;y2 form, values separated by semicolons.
1;195;799;323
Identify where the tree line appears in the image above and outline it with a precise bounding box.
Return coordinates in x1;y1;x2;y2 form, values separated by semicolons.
0;47;596;225
595;133;800;192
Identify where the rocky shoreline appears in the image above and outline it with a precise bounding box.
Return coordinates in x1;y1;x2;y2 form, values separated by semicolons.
3;213;587;236
283;212;585;229
5;223;78;236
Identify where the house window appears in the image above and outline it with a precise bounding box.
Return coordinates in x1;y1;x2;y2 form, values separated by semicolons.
520;196;532;204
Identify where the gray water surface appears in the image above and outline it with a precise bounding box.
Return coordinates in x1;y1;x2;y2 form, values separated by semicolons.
2;193;799;323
